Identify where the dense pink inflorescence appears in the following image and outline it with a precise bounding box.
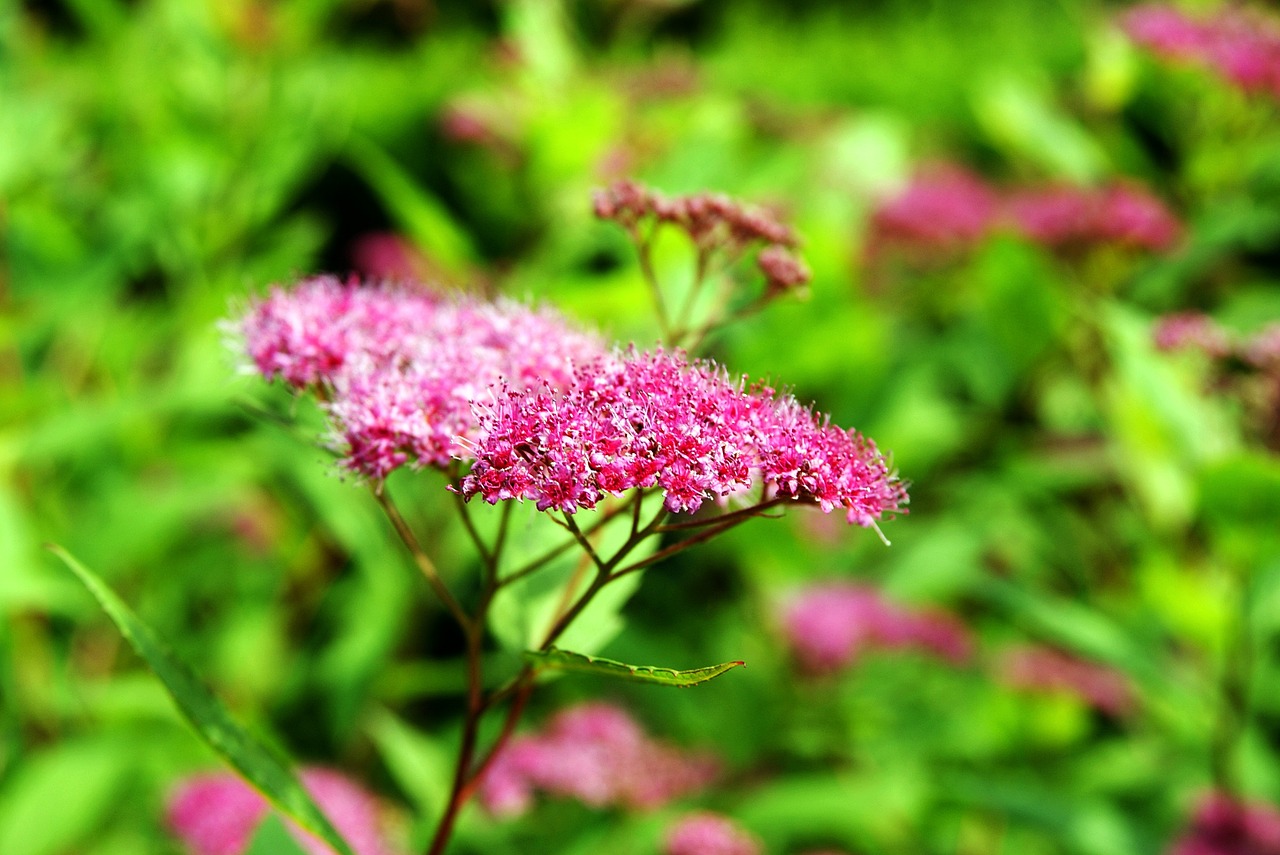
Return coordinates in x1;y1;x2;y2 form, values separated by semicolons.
1123;4;1280;99
234;277;604;481
663;813;763;855
1007;183;1182;251
167;768;393;855
780;582;972;673
1169;792;1280;855
457;348;907;523
477;702;718;817
998;645;1135;716
866;165;1000;255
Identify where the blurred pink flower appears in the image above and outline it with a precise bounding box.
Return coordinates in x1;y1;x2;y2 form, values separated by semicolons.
459;347;908;525
998;645;1135;716
167;768;392;855
477;702;718;817
348;233;434;283
867;165;1000;256
1169;792;1280;855
663;812;762;855
1153;312;1232;358
1123;4;1280;98
1243;323;1280;370
780;582;972;673
1005;183;1181;251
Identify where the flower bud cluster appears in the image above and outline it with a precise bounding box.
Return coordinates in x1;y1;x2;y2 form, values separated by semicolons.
663;812;762;855
1123;4;1280;99
478;702;718;817
167;768;393;855
998;645;1134;716
234;276;605;481
780;582;971;673
866;167;1181;259
593;179;810;295
458;348;907;524
1170;792;1280;855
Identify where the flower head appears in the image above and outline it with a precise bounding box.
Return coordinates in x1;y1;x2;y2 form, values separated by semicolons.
1005;183;1182;252
663;813;762;855
458;348;907;524
233;277;604;481
477;701;718;817
1154;312;1232;358
1170;792;1280;855
998;645;1135;716
780;582;971;673
167;768;394;855
1123;4;1280;99
866;165;1000;257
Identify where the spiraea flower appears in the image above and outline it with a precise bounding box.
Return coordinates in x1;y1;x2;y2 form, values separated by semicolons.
167;768;394;855
998;645;1135;717
780;582;971;673
1169;792;1280;855
865;165;1000;257
663;813;762;855
1154;312;1232;358
593;179;797;250
1123;4;1280;99
233;277;604;481
457;348;907;524
477;702;718;817
1007;183;1182;252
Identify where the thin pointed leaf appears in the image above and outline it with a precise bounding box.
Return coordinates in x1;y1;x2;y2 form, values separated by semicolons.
523;646;744;687
48;546;355;855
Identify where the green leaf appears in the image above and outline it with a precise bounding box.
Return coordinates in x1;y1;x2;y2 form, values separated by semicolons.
523;646;744;687
47;546;356;855
244;815;310;855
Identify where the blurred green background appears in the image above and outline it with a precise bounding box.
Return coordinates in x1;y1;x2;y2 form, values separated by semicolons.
6;0;1280;852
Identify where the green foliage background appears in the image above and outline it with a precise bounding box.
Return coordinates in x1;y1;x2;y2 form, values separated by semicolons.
5;0;1280;852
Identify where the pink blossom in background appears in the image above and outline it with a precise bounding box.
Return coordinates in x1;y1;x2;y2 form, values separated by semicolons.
1243;323;1280;370
477;702;718;817
780;582;972;673
1005;183;1181;252
233;277;604;481
1169;792;1280;855
1123;4;1280;99
167;768;393;855
998;645;1135;717
663;812;762;855
1153;312;1232;358
348;233;435;283
866;165;1000;256
458;348;907;524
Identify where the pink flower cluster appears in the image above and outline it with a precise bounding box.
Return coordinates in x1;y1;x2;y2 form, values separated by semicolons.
1155;312;1280;369
866;165;1000;256
593;179;810;294
1169;792;1280;855
167;768;394;855
998;645;1135;717
477;702;718;817
1123;4;1280;99
780;582;972;673
663;813;762;855
866;167;1181;258
234;276;604;480
458;348;908;523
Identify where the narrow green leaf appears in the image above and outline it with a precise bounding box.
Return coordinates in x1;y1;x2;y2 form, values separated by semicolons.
47;546;355;855
244;815;310;855
523;646;744;687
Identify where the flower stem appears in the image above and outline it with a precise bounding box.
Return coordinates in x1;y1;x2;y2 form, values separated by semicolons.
373;487;471;633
